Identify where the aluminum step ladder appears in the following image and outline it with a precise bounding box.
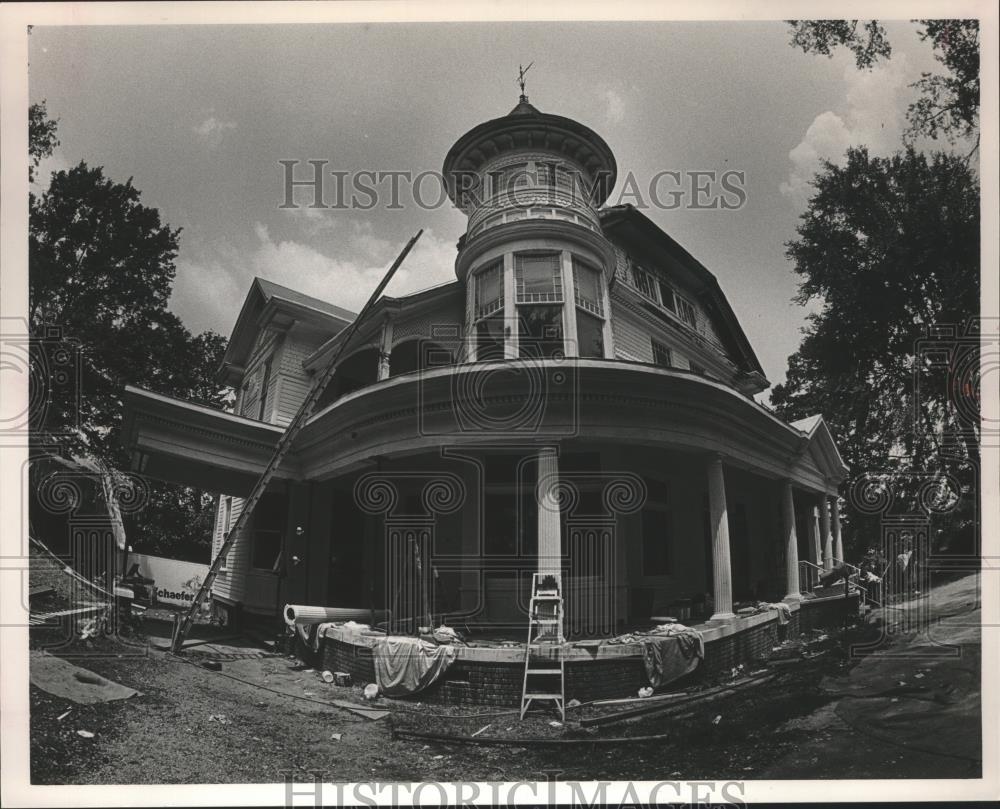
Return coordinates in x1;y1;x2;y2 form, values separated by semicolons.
520;572;565;720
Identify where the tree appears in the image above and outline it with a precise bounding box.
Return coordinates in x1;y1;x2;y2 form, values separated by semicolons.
787;19;980;148
29;101;59;184
29;107;230;561
771;148;980;555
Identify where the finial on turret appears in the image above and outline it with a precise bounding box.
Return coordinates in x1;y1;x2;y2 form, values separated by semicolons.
517;61;534;102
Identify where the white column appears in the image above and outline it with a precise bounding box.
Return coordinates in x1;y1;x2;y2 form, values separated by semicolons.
811;505;823;568
560;251;578;358
377;315;393;381
832;497;844;563
600;264;615;359
503;252;517;359
781;480;801;602
536;447;562;576
820;496;832;571
707;454;735;621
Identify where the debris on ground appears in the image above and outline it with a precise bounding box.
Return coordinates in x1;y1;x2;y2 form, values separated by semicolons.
56;709;72;721
712;715;722;725
363;683;379;700
638;687;653;698
330;733;342;741
207;714;231;725
76;730;94;738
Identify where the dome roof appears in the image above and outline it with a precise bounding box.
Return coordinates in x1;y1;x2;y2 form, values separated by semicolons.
442;96;617;207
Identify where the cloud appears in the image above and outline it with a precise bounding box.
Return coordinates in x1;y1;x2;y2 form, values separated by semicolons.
170;222;458;336
192;115;237;148
602;88;626;125
780;55;911;202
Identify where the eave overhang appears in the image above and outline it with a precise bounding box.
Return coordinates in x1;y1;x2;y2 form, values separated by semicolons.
121;386;299;495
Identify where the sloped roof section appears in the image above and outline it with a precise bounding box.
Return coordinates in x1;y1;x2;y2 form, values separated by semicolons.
218;277;355;385
598;205;767;383
792;414;850;483
255;278;357;322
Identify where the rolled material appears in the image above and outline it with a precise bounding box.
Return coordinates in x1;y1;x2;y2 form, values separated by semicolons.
283;604;386;627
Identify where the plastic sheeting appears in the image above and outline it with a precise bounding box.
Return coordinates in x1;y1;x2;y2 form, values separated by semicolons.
641;626;705;688
372;636;457;697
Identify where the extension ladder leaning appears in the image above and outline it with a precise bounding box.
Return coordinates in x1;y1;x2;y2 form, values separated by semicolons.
519;572;566;721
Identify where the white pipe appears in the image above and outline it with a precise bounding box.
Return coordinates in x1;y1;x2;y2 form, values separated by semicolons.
283;604;387;626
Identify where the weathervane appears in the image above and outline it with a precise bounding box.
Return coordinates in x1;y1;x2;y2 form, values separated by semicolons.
517;61;534;100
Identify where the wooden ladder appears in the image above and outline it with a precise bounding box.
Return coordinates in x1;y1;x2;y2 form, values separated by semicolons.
520;572;565;721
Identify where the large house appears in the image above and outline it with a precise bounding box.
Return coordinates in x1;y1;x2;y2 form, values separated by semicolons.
123;94;850;658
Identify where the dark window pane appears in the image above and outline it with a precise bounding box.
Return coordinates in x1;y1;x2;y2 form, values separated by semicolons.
476;313;505;360
518;305;563;359
642;509;672;575
658;281;676;313
515;253;562;302
651;339;672;368
576;310;604;358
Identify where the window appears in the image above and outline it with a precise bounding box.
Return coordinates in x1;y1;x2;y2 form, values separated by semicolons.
657;280;677;313
518;305;563;359
632;266;658;301
690;362;706;376
641;477;672;576
474;260;505;361
651;339;672;368
515;253;562;303
220;497;233;570
676;295;698;328
257;358;272;421
251;492;286;571
572;259;604;317
576;311;604;358
475;260;504;319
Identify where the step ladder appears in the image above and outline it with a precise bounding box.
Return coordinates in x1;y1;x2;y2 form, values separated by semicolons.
520;572;565;721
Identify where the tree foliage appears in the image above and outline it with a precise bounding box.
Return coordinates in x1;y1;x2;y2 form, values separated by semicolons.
787;19;980;146
771;148;980;554
29;101;59;184
29;107;229;561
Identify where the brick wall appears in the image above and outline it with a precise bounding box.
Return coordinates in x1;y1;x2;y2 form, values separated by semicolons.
313;597;857;704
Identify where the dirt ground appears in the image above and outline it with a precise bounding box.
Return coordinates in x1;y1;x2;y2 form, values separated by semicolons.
28;558;982;785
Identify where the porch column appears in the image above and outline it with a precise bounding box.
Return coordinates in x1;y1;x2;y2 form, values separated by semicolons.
781;480;801;602
820;495;832;571
832;496;844;563
811;505;823;568
707;453;735;621
536;447;562;577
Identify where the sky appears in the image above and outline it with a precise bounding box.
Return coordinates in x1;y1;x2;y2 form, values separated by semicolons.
28;20;953;397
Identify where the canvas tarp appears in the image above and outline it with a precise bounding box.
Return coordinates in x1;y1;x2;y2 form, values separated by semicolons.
372;636;457;697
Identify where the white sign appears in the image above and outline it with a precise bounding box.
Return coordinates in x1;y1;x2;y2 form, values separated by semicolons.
128;553;211;608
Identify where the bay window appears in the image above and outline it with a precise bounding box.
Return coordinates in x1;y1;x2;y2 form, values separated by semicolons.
469;249;609;361
516;252;564;359
474;259;505;360
573;258;605;358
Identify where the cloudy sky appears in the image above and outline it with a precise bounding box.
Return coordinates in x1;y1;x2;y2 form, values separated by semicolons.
29;20;953;395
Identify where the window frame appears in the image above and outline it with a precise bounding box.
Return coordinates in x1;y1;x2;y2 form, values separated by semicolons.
650;338;672;368
515;251;563;304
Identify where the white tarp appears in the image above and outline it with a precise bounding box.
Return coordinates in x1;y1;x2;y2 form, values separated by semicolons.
128;552;210;607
